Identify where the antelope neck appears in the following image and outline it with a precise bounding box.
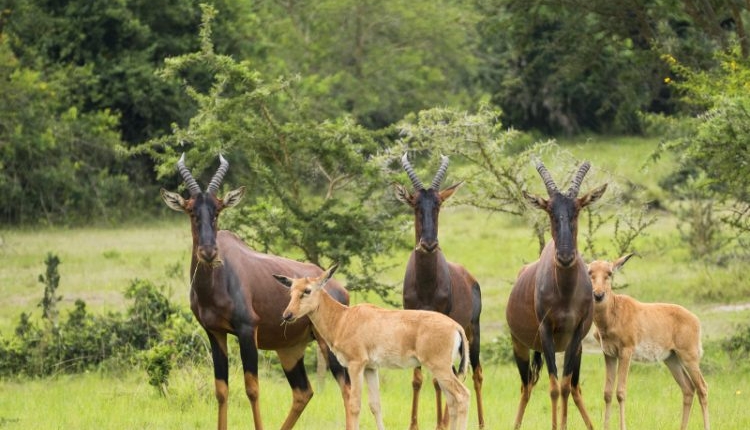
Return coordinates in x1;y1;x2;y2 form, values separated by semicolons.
305;290;348;345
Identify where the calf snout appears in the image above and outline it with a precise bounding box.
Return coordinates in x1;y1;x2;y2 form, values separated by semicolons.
282;311;295;322
593;291;606;302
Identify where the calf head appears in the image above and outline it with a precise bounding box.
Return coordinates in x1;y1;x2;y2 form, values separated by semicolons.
276;263;339;322
588;253;636;303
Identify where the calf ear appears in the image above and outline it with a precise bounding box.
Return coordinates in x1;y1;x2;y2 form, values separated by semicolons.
160;189;187;212
273;274;293;288
613;253;636;271
315;263;338;290
222;186;246;208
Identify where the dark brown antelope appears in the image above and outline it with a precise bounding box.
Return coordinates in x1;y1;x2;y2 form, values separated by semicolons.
505;159;607;430
160;154;350;430
275;264;471;430
394;153;484;430
588;254;709;430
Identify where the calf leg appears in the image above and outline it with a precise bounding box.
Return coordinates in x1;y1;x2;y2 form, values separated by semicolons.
602;354;618;430
434;378;448;430
410;367;423;430
347;362;365;430
678;354;710;430
433;370;470;430
364;368;385;430
615;350;634;430
664;354;698;430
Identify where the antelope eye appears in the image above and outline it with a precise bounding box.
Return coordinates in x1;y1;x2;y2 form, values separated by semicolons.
303;288;312;295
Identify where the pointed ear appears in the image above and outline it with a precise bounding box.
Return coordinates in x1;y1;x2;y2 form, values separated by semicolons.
522;190;547;210
160;189;187;212
222;186;246;208
273;274;293;288
612;253;636;271
393;183;413;205
439;182;463;201
579;183;608;208
316;263;338;289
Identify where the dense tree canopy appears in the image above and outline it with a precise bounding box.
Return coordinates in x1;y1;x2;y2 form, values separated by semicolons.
0;0;748;262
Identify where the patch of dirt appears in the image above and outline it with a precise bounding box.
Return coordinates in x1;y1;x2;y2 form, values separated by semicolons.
711;303;750;312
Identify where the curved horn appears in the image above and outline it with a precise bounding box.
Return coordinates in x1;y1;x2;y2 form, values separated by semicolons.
430;155;450;190
533;158;558;195
567;161;591;197
207;154;229;195
176;153;202;196
401;152;425;190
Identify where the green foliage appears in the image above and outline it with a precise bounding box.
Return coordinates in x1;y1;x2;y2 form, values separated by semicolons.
245;0;483;129
473;0;735;134
141;6;405;301
386;106;657;258
0;256;186;378
723;324;750;364
482;333;515;365
656;46;750;258
38;253;62;326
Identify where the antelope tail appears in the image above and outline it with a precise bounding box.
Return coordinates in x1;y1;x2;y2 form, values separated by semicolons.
454;328;470;379
530;351;543;386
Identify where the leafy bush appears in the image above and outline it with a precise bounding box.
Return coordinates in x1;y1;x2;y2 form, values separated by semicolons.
723;324;750;362
0;255;185;378
482;332;516;365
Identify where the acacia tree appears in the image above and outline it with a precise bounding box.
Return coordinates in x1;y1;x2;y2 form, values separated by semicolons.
657;46;750;258
385;106;656;258
137;5;405;301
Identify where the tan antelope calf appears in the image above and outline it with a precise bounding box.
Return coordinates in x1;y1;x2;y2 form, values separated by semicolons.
274;264;471;430
588;254;709;430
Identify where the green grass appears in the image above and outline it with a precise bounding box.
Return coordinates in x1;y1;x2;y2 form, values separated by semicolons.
0;357;745;429
1;135;749;428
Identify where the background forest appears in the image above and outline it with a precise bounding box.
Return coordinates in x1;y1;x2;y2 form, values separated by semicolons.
1;0;750;428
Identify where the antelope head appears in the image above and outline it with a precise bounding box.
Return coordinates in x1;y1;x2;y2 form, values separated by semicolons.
276;264;339;322
394;152;462;253
588;253;636;303
523;159;608;267
160;154;246;265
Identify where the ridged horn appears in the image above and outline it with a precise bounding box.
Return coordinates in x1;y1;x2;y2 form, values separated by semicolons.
430;155;450;190
567;161;591;197
533;158;558;195
176;153;201;196
207;154;229;195
401;152;425;190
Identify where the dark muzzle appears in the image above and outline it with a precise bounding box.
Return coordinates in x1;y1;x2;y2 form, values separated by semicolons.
593;291;605;303
418;239;439;253
197;245;218;264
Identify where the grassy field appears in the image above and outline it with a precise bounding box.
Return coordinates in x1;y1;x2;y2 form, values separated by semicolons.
1;136;749;429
